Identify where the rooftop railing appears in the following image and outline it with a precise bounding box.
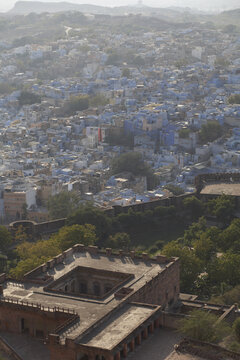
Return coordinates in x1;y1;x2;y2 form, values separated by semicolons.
0;297;77;314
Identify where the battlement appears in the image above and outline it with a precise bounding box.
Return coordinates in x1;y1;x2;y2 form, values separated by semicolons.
0;297;77;315
23;244;176;283
195;172;240;193
0;245;180;360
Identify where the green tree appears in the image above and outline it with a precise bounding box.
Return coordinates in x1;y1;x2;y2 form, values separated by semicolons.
0;83;14;95
14;225;28;243
194;274;212;299
108;232;130;251
89;94;109;107
233;318;240;342
62;95;89;116
153;205;176;219
10;235;61;279
15;237;60;261
53;224;96;251
105;128;134;148
132;55;145;66
175;58;188;68
218;218;240;252
121;68;131;78
183;217;207;245
178;309;230;343
199;121;223;144
208;253;240;289
67;203;112;244
193;233;215;264
162;241;202;293
18;91;41;106
111;152;158;190
164;184;184;196
106;53;120;66
208;194;235;225
9;223;96;279
47;191;79;219
10;256;49;280
0;226;12;253
178;128;190;139
183;196;204;220
210;285;240;305
214;57;230;67
228;94;240;105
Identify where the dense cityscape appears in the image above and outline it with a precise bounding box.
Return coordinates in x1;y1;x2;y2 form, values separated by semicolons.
0;2;239;360
0;5;239;223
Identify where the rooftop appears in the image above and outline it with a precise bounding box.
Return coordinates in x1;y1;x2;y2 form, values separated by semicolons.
201;183;240;196
2;247;174;344
80;303;157;349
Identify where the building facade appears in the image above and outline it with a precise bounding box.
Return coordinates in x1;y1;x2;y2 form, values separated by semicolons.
0;245;180;360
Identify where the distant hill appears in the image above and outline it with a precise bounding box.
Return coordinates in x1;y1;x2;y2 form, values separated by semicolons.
8;1;240;27
8;1;195;19
215;8;240;26
8;1;111;15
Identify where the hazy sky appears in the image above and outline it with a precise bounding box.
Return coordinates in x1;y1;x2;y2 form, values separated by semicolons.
0;0;239;12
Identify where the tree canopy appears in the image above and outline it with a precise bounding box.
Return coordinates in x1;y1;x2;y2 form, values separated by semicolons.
199;120;223;144
111;152;158;190
107;232;131;251
162;241;202;293
178;309;230;343
233;318;240;342
121;68;131;78
67;203;112;244
52;224;96;251
18;91;41;106
61;94;89;116
47;191;79;219
178;128;190;139
228;94;240;105
164;184;184;196
0;83;15;95
105;128;134;148
10;223;96;279
208;194;235;225
183;196;204;220
0;226;12;253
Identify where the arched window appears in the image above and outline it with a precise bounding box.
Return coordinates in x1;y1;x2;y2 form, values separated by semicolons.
77;353;88;360
79;282;88;294
104;283;112;294
93;281;101;296
71;280;75;293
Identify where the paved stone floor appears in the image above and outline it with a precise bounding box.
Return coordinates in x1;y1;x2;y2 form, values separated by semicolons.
0;332;50;360
128;328;182;360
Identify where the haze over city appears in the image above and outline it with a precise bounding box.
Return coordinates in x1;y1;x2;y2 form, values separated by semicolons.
0;0;240;12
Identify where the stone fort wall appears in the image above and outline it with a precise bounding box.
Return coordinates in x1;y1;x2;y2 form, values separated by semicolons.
9;193;194;239
195;172;240;193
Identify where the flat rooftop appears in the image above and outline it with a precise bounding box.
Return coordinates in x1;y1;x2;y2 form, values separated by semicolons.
3;249;173;341
80;303;157;349
200;183;240;196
